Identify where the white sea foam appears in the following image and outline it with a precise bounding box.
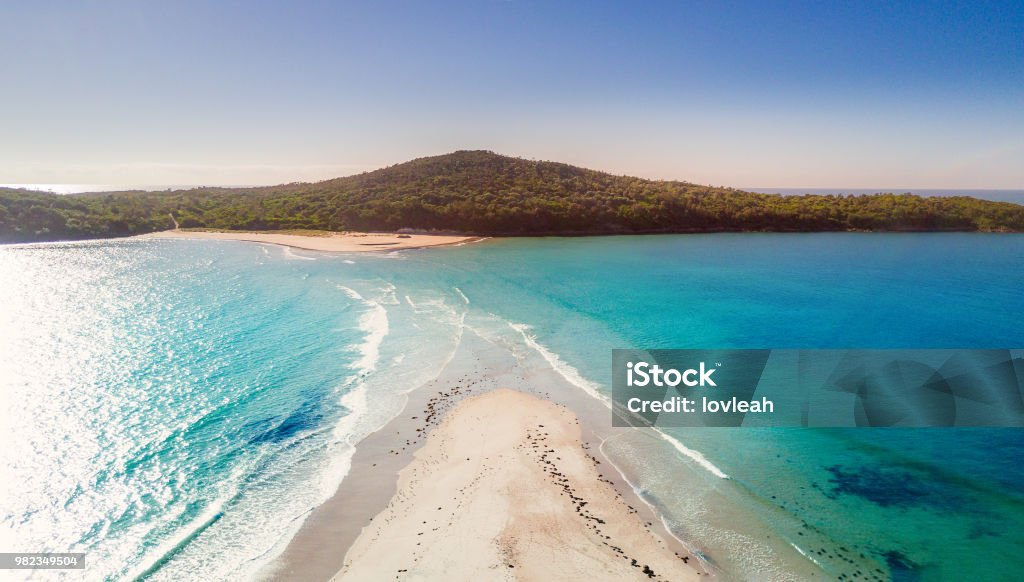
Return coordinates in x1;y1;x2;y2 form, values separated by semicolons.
125;460;252;580
351;303;388;375
506;321;729;480
507;321;610;405
281;247;316;261
453;237;491;247
411;297;451;314
598;437;714;568
323;285;465;494
342;259;355;264
789;542;821;567
656;431;729;479
336;285;364;301
337;287;399;375
377;282;400;305
453;287;470;304
327;285;390;447
395;309;465;399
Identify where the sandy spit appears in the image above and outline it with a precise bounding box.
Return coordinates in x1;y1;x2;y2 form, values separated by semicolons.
334;389;705;581
141;229;480;252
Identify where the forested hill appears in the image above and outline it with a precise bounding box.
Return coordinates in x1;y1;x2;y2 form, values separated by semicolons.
3;150;1024;243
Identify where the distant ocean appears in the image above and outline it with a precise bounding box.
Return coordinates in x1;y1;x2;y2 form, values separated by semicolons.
2;234;1023;580
0;184;256;194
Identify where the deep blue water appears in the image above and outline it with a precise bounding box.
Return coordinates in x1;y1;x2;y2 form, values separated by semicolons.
2;233;1022;581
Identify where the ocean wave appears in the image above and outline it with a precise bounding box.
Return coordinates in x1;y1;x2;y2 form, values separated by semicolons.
125;461;251;581
507;321;610;405
505;321;729;480
351;301;388;377
377;282;399;305
597;438;715;571
453;287;470;304
320;286;391;489
656;431;729;479
335;285;364;301
281;247;316;261
453;237;491;247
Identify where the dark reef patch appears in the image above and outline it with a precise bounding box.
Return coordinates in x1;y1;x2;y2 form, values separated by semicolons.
823;465;960;509
883;550;921;582
250;402;323;444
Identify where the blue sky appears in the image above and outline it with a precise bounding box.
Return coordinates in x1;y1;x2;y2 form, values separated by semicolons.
2;0;1022;188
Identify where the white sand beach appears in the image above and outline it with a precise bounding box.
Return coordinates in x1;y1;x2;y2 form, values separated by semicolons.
143;229;478;252
334;389;704;581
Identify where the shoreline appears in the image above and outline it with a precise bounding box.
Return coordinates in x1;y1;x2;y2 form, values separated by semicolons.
163;235;873;581
5;230;1019;251
336;388;706;580
258;315;855;581
257;327;710;581
140;229;484;253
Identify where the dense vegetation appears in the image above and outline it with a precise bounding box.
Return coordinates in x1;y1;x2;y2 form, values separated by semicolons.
3;150;1023;243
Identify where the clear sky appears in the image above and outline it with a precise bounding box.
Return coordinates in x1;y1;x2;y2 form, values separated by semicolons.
2;1;1022;188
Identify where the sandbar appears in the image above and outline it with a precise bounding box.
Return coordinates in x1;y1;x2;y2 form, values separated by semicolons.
334;389;704;581
142;229;480;252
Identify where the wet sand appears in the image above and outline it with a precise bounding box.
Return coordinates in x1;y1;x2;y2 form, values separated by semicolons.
335;388;704;581
257;324;846;581
257;328;708;581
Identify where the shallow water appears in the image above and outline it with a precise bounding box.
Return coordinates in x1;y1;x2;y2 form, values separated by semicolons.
2;233;1022;580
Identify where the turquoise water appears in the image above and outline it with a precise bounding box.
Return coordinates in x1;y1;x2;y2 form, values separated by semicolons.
0;240;463;580
431;234;1024;580
2;234;1023;580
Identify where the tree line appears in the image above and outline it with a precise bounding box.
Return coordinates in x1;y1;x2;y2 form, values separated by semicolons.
3;150;1023;243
